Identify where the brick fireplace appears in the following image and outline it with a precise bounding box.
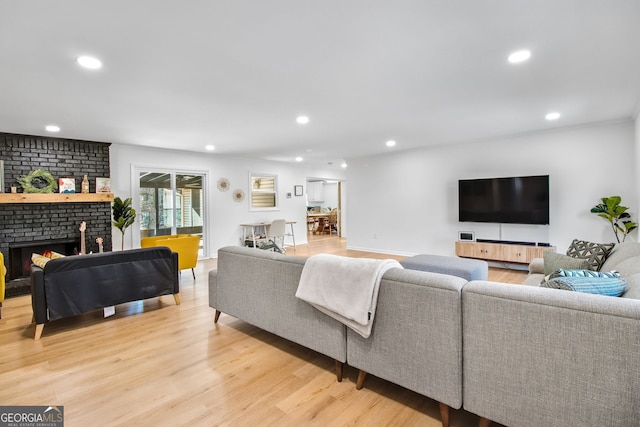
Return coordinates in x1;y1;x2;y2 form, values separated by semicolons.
0;133;113;296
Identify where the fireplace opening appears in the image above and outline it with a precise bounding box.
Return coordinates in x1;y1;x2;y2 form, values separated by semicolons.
9;238;79;280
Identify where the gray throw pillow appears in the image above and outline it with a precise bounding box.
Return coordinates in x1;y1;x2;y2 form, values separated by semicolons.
566;239;615;271
543;252;591;276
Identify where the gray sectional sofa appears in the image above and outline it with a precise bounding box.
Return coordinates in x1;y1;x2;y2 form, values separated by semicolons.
209;246;466;425
467;241;640;427
209;244;640;427
208;246;348;381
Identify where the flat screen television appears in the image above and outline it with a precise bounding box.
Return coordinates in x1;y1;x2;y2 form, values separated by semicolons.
458;175;549;225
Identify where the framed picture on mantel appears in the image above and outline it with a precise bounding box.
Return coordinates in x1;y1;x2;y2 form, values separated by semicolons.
96;177;112;193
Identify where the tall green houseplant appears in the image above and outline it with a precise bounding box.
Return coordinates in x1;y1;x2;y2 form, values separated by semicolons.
590;196;637;243
112;196;137;251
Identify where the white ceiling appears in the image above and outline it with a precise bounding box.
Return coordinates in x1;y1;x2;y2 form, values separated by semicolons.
1;1;639;167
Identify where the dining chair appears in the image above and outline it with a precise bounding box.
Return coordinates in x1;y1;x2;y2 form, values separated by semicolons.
264;219;286;253
307;215;316;233
329;209;338;234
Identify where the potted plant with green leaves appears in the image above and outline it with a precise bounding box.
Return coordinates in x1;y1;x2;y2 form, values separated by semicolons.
112;196;137;251
590;196;637;243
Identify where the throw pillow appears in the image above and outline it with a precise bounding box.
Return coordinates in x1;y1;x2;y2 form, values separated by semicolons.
31;251;66;268
540;276;627;297
547;269;620;280
566;239;615;271
543;252;591;276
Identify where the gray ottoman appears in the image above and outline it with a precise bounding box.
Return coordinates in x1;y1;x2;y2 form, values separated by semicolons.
401;254;488;281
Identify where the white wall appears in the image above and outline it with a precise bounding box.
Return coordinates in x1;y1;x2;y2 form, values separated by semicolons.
109;144;345;255
636;111;640;215
346;120;637;256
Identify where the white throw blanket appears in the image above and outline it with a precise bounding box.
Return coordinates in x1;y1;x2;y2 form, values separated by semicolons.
295;254;403;338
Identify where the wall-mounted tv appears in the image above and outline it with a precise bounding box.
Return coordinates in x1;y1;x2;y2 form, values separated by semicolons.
458;175;549;225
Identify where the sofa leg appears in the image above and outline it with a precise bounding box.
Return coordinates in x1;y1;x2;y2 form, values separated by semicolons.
335;360;343;382
356;370;367;390
34;324;44;340
439;402;450;427
191;268;195;280
214;310;221;323
173;294;181;305
478;417;492;427
0;302;2;319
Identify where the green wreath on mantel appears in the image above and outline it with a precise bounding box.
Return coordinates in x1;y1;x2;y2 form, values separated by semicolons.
17;169;58;193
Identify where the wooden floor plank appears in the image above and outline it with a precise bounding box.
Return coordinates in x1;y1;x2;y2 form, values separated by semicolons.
0;235;520;426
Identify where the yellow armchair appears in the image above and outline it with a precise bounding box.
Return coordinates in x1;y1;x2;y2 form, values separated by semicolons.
141;234;200;279
0;252;6;319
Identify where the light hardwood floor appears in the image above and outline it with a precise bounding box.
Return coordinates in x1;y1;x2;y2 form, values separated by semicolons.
0;235;524;426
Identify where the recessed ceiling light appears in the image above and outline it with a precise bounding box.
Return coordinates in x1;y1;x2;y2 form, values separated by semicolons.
45;125;60;132
508;50;531;64
386;140;396;147
341;162;348;168
77;56;103;70
295;157;303;162
545;112;561;121
205;145;215;151
296;116;309;124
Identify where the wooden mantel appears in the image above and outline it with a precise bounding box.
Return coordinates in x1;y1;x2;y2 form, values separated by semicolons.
0;193;114;204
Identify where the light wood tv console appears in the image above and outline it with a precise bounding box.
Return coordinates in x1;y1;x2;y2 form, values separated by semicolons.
455;241;555;265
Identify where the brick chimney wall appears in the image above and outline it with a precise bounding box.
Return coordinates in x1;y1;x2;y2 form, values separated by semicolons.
0;133;113;261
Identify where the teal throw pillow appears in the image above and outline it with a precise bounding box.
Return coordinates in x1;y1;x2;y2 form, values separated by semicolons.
540;276;627;297
548;269;620;280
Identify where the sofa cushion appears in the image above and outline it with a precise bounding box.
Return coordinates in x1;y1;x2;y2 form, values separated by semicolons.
543;252;590;276
528;257;545;274
522;273;545;286
566;239;615;271
540;276;627;297
621;274;640;300
600;242;640;271
606;255;640;278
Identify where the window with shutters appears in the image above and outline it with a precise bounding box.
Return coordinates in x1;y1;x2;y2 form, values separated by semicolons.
250;173;278;211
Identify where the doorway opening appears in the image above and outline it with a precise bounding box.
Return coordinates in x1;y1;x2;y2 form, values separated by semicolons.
305;178;343;238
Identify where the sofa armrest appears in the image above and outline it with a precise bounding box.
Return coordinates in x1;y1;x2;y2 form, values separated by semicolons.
528;257;544;274
30;265;47;324
208;269;218;309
